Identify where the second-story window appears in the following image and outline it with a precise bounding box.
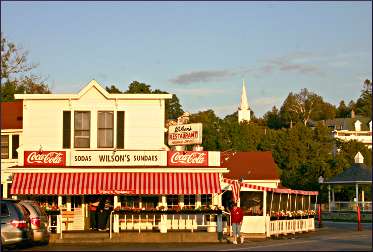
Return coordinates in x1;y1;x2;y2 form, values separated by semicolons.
12;135;19;159
1;135;9;159
74;111;90;148
98;111;114;148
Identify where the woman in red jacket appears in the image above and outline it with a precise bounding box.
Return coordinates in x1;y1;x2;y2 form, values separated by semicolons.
231;202;244;244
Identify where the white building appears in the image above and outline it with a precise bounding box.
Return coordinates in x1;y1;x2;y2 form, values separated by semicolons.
318;113;372;149
238;80;251;123
5;80;228;232
1;101;23;198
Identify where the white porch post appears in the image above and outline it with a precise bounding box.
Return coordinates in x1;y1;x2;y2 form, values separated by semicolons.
212;193;219;206
2;182;8;198
332;187;335;210
161;195;167;208
328;185;331;212
67;196;71;211
57;196;62;234
159;195;168;233
113;195;119;233
263;191;267;217
179;195;184;208
362;190;365;210
195;195;201;208
216;193;222;207
355;184;359;206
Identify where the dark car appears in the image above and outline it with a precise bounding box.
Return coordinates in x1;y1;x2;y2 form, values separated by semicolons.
1;198;32;247
19;200;50;244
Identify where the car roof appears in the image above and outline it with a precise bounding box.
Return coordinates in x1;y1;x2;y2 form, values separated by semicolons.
1;198;20;202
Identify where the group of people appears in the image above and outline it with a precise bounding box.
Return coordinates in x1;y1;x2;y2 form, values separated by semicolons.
89;199;113;231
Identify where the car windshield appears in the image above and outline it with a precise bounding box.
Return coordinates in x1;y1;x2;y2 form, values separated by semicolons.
15;203;29;219
31;203;47;216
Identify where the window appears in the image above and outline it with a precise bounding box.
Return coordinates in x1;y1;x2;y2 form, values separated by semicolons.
98;111;114;148
120;196;140;208
74;111;90;148
166;195;179;209
1;135;9;159
12;135;19;159
141;196;158;209
201;194;212;207
116;111;125;149
63;111;71;148
183;195;195;209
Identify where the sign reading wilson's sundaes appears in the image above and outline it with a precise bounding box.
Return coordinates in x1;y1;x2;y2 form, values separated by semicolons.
168;123;202;146
71;150;167;166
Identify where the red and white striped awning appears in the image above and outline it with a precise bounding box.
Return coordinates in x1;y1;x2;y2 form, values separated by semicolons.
222;178;318;201
10;172;221;195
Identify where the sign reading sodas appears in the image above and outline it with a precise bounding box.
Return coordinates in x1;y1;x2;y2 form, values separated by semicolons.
24;151;66;167
167;151;208;166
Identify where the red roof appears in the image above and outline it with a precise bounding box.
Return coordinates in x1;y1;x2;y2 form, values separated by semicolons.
221;151;280;181
1;101;23;129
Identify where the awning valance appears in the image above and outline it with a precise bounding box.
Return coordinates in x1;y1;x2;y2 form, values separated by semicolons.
223;178;318;202
10;172;221;195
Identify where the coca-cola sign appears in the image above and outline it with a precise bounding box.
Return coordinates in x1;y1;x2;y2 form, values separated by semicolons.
167;151;208;166
24;151;66;167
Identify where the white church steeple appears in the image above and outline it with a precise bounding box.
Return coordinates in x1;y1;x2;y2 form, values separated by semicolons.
238;80;251;123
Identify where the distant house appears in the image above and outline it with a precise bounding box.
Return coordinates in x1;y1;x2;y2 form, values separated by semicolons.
1;101;23;198
312;111;372;149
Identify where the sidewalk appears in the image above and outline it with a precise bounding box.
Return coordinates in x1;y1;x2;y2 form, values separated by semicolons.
50;231;223;244
50;231;268;244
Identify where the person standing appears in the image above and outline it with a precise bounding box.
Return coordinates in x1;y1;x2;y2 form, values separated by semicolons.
89;201;99;230
104;200;113;231
96;199;106;231
231;202;244;244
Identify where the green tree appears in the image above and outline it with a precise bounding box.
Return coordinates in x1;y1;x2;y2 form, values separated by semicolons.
336;100;350;118
105;85;122;94
312;101;336;121
106;81;184;120
1;34;50;101
189;110;222;151
263;106;283;129
125;81;152;94
347;100;356;115
355;79;372;117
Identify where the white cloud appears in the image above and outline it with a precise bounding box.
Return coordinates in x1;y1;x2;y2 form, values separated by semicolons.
172;87;226;95
252;96;283;107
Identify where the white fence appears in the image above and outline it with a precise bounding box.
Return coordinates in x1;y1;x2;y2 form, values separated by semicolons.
266;218;315;237
113;213;223;234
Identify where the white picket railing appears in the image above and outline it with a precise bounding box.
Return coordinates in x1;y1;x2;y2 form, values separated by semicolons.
266;218;315;237
113;213;223;234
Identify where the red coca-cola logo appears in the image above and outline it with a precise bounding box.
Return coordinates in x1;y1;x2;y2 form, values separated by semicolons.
167;151;208;166
24;151;66;167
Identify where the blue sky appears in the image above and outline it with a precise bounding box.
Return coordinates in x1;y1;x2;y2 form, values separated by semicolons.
2;1;372;118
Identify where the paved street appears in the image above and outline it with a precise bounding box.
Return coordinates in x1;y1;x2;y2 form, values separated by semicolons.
8;221;372;251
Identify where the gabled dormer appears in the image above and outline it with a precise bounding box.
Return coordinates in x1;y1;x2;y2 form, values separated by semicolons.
354;120;362;131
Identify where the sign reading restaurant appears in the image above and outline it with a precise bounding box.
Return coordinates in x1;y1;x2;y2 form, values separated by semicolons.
168;123;203;146
71;150;167;166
